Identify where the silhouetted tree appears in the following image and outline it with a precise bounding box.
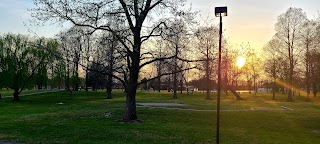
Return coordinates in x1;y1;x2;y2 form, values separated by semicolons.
32;0;197;121
195;25;219;99
0;34;57;100
274;7;307;101
301;20;317;99
263;39;284;100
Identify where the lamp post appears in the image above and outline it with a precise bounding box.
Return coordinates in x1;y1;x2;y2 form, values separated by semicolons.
215;6;227;144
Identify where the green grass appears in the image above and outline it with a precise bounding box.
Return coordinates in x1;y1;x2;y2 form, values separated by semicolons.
0;90;320;143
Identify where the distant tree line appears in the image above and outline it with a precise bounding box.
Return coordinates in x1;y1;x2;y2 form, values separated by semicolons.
264;7;320;101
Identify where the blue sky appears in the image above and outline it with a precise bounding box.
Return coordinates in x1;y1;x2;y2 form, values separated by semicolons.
0;0;62;37
0;0;319;50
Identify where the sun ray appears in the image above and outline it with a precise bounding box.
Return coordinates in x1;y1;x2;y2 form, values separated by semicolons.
264;75;308;98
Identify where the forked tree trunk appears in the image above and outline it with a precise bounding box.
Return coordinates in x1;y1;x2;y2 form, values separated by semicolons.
123;34;140;121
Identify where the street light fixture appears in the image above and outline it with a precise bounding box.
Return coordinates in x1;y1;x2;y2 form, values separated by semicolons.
215;6;227;144
215;7;228;17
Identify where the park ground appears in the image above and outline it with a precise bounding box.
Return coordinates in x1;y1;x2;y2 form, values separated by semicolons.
0;90;320;144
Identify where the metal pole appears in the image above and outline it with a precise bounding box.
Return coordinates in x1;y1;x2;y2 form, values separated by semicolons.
216;14;222;144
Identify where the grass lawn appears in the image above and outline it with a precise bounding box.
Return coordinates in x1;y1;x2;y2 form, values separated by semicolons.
0;90;320;143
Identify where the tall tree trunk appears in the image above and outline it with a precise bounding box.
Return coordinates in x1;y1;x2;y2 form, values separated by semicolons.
167;77;171;92
272;80;276;100
288;57;293;101
124;86;127;93
123;62;139;121
66;61;70;90
173;72;177;98
106;75;112;99
306;41;310;100
180;79;183;94
123;30;141;121
158;75;161;92
248;80;251;94
158;47;162;93
312;64;317;97
157;67;161;92
224;50;229;95
272;77;276;100
287;40;293;101
205;50;210;99
272;88;276;100
74;61;79;91
173;45;178;99
13;89;20;101
124;84;137;121
224;70;228;95
106;38;115;99
252;66;257;95
272;60;276;100
85;69;89;91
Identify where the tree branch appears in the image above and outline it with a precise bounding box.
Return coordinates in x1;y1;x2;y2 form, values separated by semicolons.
137;66;196;85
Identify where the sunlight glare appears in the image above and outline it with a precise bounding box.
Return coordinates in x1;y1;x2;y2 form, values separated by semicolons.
236;56;246;68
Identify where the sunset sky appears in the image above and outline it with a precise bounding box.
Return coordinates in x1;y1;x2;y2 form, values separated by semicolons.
0;0;319;51
189;0;320;51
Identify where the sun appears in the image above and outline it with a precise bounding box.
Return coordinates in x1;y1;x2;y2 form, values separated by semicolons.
236;56;246;68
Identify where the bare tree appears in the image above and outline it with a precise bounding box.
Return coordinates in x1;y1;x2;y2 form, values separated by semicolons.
94;32;122;99
309;21;320;97
301;20;317;99
31;0;196;121
161;18;192;98
56;27;88;91
195;25;219;99
274;7;307;101
263;39;283;100
245;47;261;95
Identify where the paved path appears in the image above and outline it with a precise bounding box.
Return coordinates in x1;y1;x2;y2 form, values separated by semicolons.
0;141;24;144
1;89;64;99
137;103;185;107
137;103;293;112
